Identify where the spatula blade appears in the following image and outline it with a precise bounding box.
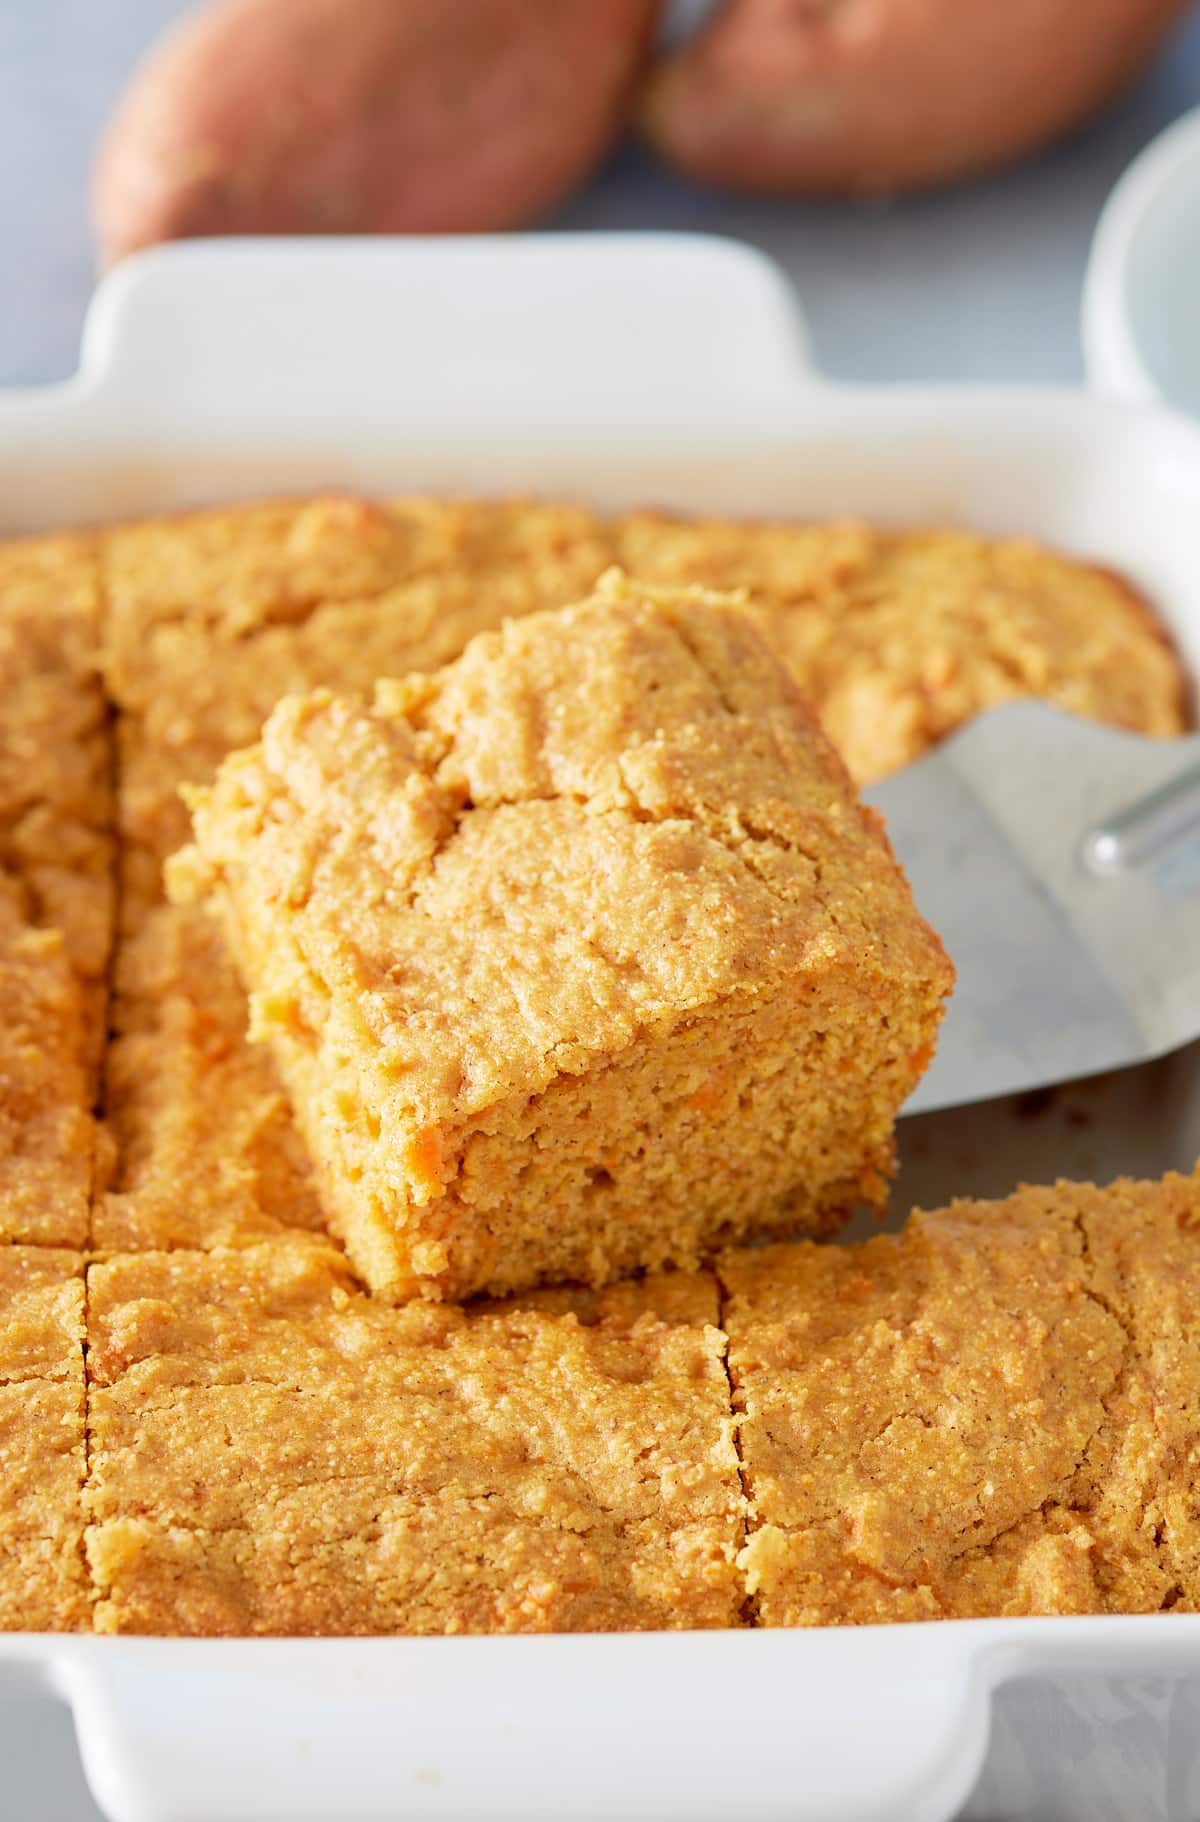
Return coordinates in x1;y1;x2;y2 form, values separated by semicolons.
865;703;1200;1116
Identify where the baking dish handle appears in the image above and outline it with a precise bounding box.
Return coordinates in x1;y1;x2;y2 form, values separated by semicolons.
24;1618;1200;1821
47;1628;991;1822
73;233;819;431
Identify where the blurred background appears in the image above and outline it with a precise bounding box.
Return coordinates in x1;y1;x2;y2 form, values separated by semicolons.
1;0;1198;389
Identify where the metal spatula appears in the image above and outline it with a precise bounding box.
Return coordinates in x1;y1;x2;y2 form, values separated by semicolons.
865;701;1200;1116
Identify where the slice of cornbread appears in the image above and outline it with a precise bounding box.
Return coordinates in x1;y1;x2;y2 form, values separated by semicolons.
722;1167;1200;1624
173;574;952;1301
0;1248;88;1629
85;1237;742;1635
0;537;114;1245
618;515;1187;783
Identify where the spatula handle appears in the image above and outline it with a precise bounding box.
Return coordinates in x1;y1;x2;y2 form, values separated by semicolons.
1083;758;1200;876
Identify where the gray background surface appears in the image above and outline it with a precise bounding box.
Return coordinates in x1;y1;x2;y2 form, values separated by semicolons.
1;2;1199;1817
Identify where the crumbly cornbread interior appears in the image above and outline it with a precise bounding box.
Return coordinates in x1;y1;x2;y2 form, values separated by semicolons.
0;493;1192;1633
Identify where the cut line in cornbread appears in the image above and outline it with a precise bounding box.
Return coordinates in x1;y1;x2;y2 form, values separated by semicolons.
94;899;327;1252
84;1236;742;1635
0;536;114;1246
722;1166;1200;1625
173;573;952;1301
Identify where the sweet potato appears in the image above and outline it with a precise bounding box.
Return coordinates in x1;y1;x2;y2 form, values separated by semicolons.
641;0;1192;196
93;0;659;263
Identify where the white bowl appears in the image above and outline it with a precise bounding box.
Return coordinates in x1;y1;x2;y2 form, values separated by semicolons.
1084;104;1200;413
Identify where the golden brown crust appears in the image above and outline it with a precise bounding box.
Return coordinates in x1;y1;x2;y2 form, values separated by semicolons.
82;1165;1200;1633
722;1168;1200;1624
103;496;1187;829
175;575;951;1299
617;515;1188;783
85;1237;743;1635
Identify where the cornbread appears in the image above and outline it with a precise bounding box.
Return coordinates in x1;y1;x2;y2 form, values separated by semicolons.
618;515;1187;783
174;575;952;1301
100;496;613;1251
0;537;114;1246
0;493;1195;1643
723;1167;1200;1625
0;1248;88;1629
85;1236;742;1635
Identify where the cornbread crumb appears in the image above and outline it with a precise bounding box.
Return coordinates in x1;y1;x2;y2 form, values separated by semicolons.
0;1248;88;1630
0;537;114;1245
722;1168;1200;1623
176;575;951;1300
85;1237;742;1635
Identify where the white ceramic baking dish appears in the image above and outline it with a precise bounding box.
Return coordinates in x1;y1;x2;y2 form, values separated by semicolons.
2;234;1200;1822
